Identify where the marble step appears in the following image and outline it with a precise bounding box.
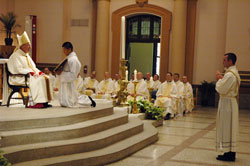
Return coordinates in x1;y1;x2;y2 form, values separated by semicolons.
13;122;158;166
4;116;144;164
0;111;128;147
0;105;113;131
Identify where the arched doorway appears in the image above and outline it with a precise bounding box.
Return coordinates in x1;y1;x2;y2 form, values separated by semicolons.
126;14;161;78
111;4;171;82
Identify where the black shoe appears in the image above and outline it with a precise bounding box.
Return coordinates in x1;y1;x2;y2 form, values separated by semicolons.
44;102;52;108
164;113;171;120
88;96;96;107
216;152;235;162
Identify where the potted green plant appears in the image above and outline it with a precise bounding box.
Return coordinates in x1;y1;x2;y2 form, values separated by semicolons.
0;12;20;46
0;150;11;166
200;80;216;107
128;100;164;120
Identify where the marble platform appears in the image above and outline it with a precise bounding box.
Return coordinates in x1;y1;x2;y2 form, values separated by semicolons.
0;101;158;166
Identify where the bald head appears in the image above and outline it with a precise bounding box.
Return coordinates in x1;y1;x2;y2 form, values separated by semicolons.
104;72;110;80
137;72;143;80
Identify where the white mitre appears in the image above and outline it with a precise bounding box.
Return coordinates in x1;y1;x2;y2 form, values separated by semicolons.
17;31;30;46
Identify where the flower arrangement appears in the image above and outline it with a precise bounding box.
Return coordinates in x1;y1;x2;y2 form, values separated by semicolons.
128;100;164;120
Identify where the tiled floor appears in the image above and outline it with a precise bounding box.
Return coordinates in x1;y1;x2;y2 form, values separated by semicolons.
107;107;250;166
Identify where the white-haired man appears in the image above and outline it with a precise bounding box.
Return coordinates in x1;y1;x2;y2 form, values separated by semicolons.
7;31;53;108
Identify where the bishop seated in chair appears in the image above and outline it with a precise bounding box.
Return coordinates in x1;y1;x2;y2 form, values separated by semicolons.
7;31;53;108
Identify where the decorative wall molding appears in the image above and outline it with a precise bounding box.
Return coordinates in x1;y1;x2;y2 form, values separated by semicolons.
136;0;148;7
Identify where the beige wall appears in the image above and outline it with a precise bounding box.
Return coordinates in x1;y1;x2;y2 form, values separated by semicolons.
9;0;92;77
70;0;92;76
226;0;250;71
193;0;228;84
14;0;63;64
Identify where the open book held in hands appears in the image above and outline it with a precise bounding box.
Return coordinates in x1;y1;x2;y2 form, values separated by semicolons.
54;57;67;72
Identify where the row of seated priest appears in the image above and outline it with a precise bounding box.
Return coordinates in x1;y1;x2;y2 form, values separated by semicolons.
44;68;194;120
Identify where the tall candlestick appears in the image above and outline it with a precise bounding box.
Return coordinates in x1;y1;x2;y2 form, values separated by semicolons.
134;69;137;81
121;16;126;59
125;70;128;81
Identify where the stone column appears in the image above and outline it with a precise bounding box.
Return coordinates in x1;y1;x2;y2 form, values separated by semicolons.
170;0;187;76
95;0;110;81
62;0;72;45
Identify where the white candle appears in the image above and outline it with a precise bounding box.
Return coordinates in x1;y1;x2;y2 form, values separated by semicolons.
121;16;126;59
125;70;128;81
134;69;137;81
150;76;153;81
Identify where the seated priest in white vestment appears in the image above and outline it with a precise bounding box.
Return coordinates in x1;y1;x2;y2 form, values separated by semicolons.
145;72;154;89
57;42;81;107
114;73;121;95
75;73;84;94
182;76;194;113
154;72;177;120
127;72;149;101
83;71;99;96
127;73;134;94
7;31;53;108
174;73;185;117
151;74;161;100
152;74;161;90
92;72;115;100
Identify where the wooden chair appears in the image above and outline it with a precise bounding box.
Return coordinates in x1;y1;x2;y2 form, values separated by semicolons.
5;64;30;107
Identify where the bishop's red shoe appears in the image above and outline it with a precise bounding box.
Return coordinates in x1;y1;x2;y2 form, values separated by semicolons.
28;103;45;109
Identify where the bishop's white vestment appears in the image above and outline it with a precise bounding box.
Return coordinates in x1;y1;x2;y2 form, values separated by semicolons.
183;82;194;113
155;81;177;116
59;52;81;107
7;49;53;103
216;65;240;152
